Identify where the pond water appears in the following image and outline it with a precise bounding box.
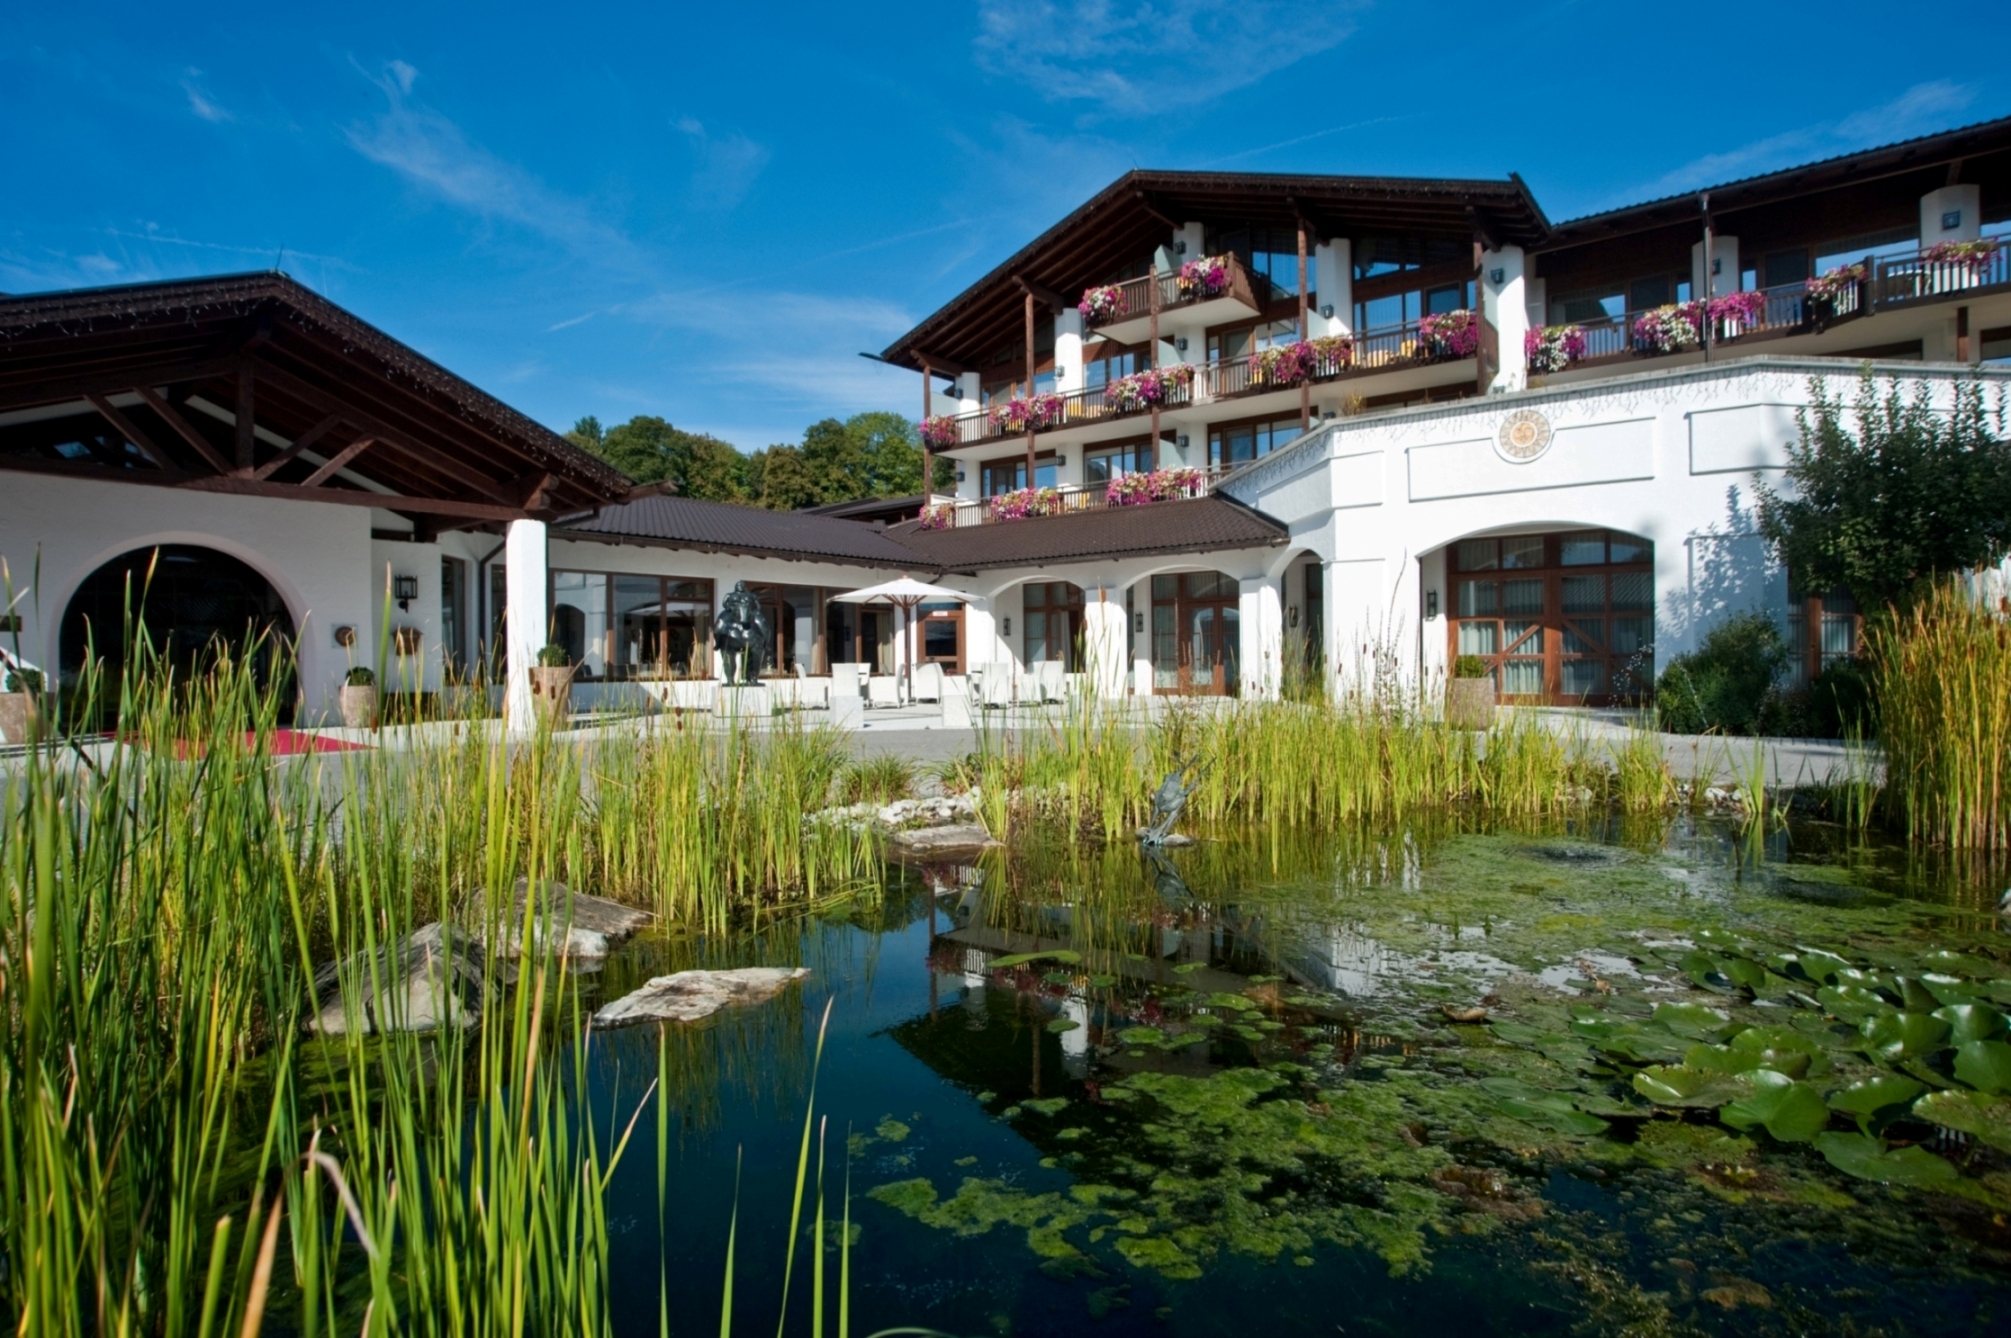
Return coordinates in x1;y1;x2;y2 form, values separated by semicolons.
577;816;2011;1336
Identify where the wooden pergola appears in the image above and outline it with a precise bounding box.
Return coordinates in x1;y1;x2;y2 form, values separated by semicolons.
0;272;635;533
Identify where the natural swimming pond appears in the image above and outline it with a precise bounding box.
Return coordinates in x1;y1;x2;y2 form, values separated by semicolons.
572;816;2011;1336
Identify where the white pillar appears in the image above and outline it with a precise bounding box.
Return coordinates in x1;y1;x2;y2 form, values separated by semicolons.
957;371;981;411
1053;309;1084;393
1921;185;1982;245
963;598;997;670
1481;246;1530;393
1314;239;1351;337
1175;221;1205;260
1690;235;1740;299
1237;576;1283;700
503;518;548;733
1081;586;1128;699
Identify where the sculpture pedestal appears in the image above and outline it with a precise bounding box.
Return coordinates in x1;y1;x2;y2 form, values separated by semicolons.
717;685;772;719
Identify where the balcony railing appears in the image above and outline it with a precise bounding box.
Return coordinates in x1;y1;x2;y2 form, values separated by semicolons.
1081;254;1261;333
938;373;1200;446
930;465;1230;529
1874;243;2011;309
1560;277;1869;367
1201;320;1461;399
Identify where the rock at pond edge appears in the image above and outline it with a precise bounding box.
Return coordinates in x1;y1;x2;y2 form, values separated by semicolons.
592;967;811;1029
311;922;486;1036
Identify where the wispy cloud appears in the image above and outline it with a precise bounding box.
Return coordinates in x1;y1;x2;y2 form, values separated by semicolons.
180;69;232;123
1625;81;1982;201
673;116;771;211
546;310;597;332
1194;113;1421;168
973;0;1359;115
345;59;643;270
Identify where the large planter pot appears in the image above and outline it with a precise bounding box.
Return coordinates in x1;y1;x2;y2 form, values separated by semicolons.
0;691;41;745
1446;677;1496;730
340;684;379;730
530;666;574;727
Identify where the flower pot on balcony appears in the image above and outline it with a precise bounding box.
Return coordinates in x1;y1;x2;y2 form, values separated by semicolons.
530;666;574;727
340;684;379;730
0;691;41;745
1446;677;1496;731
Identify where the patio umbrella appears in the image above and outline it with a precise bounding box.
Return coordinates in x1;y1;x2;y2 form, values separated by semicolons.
830;577;971;704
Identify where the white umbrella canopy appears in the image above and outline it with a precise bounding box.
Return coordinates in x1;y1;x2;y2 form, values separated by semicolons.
829;578;970;604
830;579;971;703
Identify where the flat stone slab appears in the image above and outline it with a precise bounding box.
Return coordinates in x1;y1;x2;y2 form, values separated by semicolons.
887;824;1001;856
1135;830;1197;847
592;966;810;1028
474;876;653;960
311;922;485;1036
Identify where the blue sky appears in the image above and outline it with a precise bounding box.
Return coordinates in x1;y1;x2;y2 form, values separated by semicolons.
2;2;2001;452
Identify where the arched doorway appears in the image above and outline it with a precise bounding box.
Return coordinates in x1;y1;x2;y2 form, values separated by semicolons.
1444;528;1653;705
1144;571;1240;696
61;544;296;706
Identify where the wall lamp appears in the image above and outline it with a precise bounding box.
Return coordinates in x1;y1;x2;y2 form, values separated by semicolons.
1487;268;1505;286
333;625;357;648
1943;209;1963;231
1425;590;1439;619
393;574;419;611
1176;434;1190;450
1174;336;1188;352
1133;612;1145;634
1319;304;1335;319
1002;617;1012;637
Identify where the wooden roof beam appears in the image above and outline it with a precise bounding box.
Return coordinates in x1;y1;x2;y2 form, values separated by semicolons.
84;394;173;471
132;386;233;475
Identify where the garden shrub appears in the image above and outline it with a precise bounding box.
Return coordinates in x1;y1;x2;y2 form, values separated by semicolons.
1655;612;1789;735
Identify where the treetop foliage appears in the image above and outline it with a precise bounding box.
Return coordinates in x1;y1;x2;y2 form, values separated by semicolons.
564;410;952;511
1755;373;2011;608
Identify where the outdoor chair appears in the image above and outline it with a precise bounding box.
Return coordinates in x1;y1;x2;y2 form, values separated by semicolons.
866;676;900;709
912;662;944;703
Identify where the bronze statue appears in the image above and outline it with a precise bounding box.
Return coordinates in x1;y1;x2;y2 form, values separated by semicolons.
1142;755;1207;845
713;581;769;686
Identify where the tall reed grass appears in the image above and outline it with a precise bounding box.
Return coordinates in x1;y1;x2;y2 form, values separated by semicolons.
1868;580;2011;848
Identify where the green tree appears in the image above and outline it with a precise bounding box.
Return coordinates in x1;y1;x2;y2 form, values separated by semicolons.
746;444;820;511
568;415;750;501
1755;374;2011;608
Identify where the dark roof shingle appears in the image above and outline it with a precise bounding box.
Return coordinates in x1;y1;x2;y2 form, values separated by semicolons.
554;494;923;567
883;496;1287;571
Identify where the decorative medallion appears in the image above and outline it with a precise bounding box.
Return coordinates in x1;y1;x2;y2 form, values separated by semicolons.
1496;408;1553;462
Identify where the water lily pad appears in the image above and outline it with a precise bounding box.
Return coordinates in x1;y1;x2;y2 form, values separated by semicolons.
1632;1065;1750;1108
1171;962;1204;975
1650;1002;1734;1042
1826;1074;1927;1127
1046;1017;1080;1034
1859;1011;1951;1063
1729;1025;1830;1075
1953;1039;2011;1094
1920;973;1984;1008
1889;977;1942;1013
1813;1132;1958;1188
990;949;1082;969
1794;949;1855;985
1913;1089;2011;1153
1920;950;1993;977
1022;1097;1068;1116
1498;1095;1608;1137
1817;986;1894;1020
1205;992;1260;1012
1932;1003;2008;1045
1717;1071;1830;1143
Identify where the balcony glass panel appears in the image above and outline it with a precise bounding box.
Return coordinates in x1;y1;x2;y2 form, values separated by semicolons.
1610;572;1653;611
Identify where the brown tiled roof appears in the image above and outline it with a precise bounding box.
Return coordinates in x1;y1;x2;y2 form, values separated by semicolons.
882;496;1287;571
554;494;922;567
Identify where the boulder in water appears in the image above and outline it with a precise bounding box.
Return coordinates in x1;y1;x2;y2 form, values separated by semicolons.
311;922;486;1035
592;967;810;1029
474;876;653;960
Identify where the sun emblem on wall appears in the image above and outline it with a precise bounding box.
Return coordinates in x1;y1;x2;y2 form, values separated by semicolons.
1496;408;1553;462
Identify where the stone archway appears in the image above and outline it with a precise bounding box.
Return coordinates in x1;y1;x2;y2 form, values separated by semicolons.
60;544;297;707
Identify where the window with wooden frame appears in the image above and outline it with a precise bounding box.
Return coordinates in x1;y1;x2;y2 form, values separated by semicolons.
981;451;1058;496
1084;437;1156;485
1446;530;1654;705
1786;586;1860;686
1207;413;1302;469
1206;226;1315;301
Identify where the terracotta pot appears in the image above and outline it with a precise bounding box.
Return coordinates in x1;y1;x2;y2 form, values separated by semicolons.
340;684;379;730
530;666;573;727
1446;677;1496;730
0;691;40;745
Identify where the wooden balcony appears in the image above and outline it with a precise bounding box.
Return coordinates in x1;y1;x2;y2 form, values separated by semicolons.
1083;255;1263;345
1561;276;1869;370
1200;320;1453;400
1874;243;2011;309
928;465;1230;529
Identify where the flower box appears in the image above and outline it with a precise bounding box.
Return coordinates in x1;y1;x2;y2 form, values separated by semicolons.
919;415;962;449
1417;309;1479;359
1805;263;1864;302
1922;238;2003;268
1706;289;1769;338
917;502;957;531
988;486;1065;522
1524;324;1587;374
1247;335;1351;388
1104;467;1205;507
1631;302;1702;355
988;393;1066;434
1102;363;1193;413
1176;255;1230;299
1079;284;1125;325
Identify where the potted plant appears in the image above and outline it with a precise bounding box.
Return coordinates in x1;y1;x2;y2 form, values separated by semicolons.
1;665;44;745
1105;467;1205;507
340;665;379;730
917;502;957;531
988;486;1065;522
1707;290;1768;339
531;644;574;725
1078;284;1125;325
1176;255;1230;299
1417;309;1480;359
1445;654;1495;730
1102;363;1193;413
1524;324;1587;374
1803;263;1864;325
919;415;962;449
988;393;1067;434
1631;302;1703;355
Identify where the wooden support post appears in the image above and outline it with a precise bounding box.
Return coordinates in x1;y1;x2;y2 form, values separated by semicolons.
133;386;234;474
1149;256;1163;465
1958;305;1972;362
234;362;256;470
1023;291;1038;486
919;362;934;507
1297;219;1311;431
